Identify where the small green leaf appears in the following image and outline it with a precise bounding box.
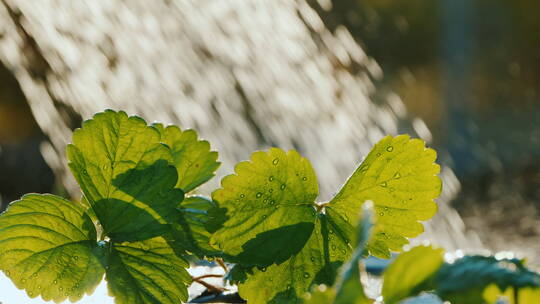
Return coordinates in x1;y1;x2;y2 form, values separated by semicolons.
238;216;349;304
105;236;191;304
210;148;319;266
0;194;105;303
382;245;444;304
154;124;220;193
67;110;184;242
334;206;374;304
173;196;219;257
327;135;441;258
435;255;540;303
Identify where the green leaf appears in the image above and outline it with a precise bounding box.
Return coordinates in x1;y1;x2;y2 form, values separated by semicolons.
105;236;191;304
334;206;374;304
173;196;219;257
435;256;540;303
210;148;319;266
0;194;105;303
382;245;444;304
327;135;441;258
154;124;220;193
238;216;349;304
67;110;184;242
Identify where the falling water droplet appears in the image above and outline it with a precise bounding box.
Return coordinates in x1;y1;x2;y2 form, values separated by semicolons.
272;158;279;165
386;146;394;152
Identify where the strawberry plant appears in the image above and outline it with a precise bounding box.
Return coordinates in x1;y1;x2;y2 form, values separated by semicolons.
0;109;537;304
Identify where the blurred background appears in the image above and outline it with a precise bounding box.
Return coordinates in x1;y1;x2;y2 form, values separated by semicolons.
0;0;539;271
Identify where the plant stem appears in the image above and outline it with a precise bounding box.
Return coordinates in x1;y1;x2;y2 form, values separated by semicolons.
191;276;227;293
193;274;223;280
216;258;228;272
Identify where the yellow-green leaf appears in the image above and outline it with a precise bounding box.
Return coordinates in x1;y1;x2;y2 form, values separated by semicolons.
327;135;441;258
210;148;319;266
105;237;191;304
0;194;105;303
238;216;349;304
67;110;184;242
382;245;444;304
154;124;220;193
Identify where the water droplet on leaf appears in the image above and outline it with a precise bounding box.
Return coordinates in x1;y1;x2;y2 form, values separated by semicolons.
386;146;394;152
303;273;310;278
302;176;307;181
393;172;401;179
240;194;245;198
380;182;387;187
256;192;262;198
272;158;279;165
269;176;274;182
280;184;286;190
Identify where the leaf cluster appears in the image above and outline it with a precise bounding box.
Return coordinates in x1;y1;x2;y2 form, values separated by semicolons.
0;110;444;303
